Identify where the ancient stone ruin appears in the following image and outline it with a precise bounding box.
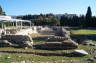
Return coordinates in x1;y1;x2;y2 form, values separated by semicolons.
0;35;33;48
44;27;78;49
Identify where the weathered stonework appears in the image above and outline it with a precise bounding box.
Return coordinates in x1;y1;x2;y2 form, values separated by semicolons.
45;27;78;49
1;35;33;48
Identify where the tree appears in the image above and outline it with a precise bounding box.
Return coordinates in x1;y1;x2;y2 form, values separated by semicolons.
86;6;92;19
85;6;92;27
0;5;6;15
60;16;69;26
0;6;3;15
79;15;85;27
50;16;60;26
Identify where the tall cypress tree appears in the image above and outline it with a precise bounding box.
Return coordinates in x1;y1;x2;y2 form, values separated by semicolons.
0;6;3;15
86;6;92;19
0;5;6;15
85;6;92;27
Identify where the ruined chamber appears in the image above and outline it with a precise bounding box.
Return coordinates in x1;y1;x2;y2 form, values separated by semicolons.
41;27;78;49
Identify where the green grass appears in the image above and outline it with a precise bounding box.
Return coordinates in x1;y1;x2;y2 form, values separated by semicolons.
71;29;96;35
91;41;96;44
78;45;96;51
0;53;87;63
0;47;73;53
0;45;95;62
71;29;96;57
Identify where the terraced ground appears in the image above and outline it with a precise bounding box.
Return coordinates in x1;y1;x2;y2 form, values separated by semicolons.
0;29;96;63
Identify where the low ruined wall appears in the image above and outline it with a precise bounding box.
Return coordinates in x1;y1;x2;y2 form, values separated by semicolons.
1;35;33;48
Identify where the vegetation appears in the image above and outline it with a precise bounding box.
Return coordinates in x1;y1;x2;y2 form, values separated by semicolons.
0;5;6;15
86;6;92;20
71;29;96;43
60;6;96;27
17;14;60;26
15;6;96;27
0;44;94;63
0;53;85;63
71;29;96;35
0;5;96;28
0;5;95;28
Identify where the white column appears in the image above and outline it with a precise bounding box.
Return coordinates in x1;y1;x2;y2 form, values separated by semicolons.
16;21;18;29
21;21;22;29
2;23;3;29
1;23;5;35
12;22;14;29
13;22;14;26
4;24;6;35
30;21;31;28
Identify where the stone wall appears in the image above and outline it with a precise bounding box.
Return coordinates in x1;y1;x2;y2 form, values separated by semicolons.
1;35;33;48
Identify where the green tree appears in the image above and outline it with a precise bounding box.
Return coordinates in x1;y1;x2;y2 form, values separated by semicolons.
60;16;68;26
51;16;60;26
86;6;92;19
0;5;6;15
85;6;92;27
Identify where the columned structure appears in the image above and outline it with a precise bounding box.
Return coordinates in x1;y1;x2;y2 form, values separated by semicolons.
0;16;31;35
11;19;31;29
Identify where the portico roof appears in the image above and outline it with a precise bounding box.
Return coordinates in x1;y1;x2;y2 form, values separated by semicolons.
0;16;31;23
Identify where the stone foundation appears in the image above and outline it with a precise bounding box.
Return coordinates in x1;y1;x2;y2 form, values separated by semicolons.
1;35;33;48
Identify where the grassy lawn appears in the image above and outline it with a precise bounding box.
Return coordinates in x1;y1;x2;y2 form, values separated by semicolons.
71;29;96;43
0;53;90;63
0;44;95;62
71;29;96;35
